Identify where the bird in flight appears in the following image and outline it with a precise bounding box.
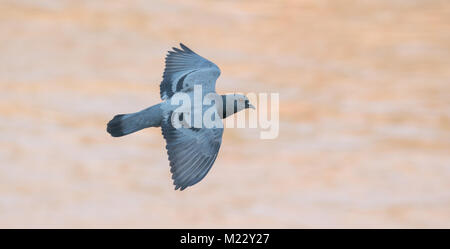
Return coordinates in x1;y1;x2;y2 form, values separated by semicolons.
107;43;255;190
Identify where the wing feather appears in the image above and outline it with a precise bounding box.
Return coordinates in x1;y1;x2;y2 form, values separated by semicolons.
160;43;221;100
161;111;223;190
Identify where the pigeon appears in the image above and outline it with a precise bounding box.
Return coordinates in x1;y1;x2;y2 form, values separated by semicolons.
107;43;255;190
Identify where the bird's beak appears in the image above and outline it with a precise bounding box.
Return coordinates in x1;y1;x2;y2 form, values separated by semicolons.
249;104;255;110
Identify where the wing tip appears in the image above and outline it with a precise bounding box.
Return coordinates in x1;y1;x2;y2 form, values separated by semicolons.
169;44;193;53
174;184;187;191
180;43;195;53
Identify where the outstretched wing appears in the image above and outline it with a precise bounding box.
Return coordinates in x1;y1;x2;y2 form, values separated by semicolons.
160;43;221;100
161;112;224;190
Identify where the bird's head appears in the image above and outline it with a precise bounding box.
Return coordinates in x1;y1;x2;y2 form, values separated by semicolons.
220;94;255;118
236;94;256;110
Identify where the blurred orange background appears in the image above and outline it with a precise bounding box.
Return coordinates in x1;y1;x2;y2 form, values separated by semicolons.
0;0;449;228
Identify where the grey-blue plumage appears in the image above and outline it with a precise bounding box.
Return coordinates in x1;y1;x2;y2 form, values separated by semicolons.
107;43;254;190
162;111;223;190
160;43;220;100
107;104;162;137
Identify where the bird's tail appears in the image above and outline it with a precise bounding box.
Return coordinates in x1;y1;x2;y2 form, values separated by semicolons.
107;104;162;137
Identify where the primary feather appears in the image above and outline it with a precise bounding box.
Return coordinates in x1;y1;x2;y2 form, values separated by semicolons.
160;43;221;100
161;111;223;190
